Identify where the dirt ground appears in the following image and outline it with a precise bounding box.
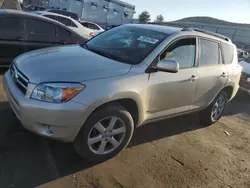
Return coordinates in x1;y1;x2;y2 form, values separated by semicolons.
0;71;250;188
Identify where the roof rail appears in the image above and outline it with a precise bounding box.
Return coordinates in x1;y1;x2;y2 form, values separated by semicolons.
182;27;231;42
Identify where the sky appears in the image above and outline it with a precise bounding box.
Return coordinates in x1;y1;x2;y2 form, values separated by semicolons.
125;0;250;24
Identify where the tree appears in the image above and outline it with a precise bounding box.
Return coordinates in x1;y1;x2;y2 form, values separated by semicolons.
138;11;151;23
155;14;164;23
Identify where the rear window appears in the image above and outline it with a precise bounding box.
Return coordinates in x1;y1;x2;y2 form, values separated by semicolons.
221;42;234;64
57;16;77;27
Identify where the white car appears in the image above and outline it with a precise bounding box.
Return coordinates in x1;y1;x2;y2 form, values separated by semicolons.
239;58;250;94
237;49;249;61
34;11;94;39
80;21;105;36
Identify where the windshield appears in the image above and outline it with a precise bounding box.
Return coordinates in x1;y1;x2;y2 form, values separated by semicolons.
84;26;167;64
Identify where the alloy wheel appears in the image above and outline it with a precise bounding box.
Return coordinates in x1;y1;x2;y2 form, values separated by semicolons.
87;116;126;155
211;95;226;120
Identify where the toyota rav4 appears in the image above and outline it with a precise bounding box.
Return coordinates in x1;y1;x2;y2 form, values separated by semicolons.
4;24;242;162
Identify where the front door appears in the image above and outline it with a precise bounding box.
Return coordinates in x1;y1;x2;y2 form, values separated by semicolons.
191;38;228;110
147;37;198;120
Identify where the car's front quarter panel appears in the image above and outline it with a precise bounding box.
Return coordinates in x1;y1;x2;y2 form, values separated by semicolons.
3;70;88;142
72;65;149;127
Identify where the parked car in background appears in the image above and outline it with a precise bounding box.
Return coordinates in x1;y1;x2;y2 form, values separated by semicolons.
44;9;79;21
34;11;94;39
0;9;87;67
239;57;250;94
237;49;249;61
22;4;46;11
4;24;241;162
80;21;105;36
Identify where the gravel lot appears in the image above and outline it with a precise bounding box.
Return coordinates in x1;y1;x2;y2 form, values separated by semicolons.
0;70;250;188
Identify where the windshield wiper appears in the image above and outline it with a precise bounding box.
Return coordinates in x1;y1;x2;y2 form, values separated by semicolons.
82;44;130;63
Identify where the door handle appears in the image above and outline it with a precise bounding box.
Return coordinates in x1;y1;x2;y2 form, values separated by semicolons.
220;72;227;78
190;75;198;82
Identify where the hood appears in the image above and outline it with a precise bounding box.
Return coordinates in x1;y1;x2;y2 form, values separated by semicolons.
14;45;131;84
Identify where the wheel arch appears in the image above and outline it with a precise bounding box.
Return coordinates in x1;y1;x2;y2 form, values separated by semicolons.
81;92;146;128
222;86;234;100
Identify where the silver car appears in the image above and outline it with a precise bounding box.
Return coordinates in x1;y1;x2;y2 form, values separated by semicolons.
3;24;242;162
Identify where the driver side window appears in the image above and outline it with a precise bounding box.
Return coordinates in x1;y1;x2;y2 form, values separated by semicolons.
160;38;196;69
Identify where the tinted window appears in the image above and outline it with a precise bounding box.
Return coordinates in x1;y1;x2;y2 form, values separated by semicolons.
25;19;56;36
199;39;219;65
56;26;71;41
0;17;26;40
56;16;77;27
221;42;234;64
81;22;88;27
57;16;71;26
70;21;77;27
161;38;196;69
87;23;99;30
43;15;58;22
0;17;26;33
84;26;167;64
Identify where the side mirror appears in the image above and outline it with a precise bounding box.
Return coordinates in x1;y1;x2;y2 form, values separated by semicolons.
156;59;179;73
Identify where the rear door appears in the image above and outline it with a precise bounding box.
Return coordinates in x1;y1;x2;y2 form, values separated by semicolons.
24;18;58;51
0;16;27;66
191;38;228;109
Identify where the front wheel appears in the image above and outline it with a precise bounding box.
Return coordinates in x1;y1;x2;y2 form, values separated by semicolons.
201;91;228;125
74;103;134;163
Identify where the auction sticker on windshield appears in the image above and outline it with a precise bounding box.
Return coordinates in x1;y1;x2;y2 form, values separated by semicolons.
137;36;159;44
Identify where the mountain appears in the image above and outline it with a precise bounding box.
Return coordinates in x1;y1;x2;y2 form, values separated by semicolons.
171;16;250;28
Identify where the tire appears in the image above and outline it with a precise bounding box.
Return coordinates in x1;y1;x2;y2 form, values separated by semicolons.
74;103;134;163
201;91;228;125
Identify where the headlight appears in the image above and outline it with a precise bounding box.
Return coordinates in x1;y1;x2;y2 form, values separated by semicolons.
31;83;85;103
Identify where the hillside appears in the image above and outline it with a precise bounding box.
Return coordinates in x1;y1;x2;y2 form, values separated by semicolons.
172;16;250;28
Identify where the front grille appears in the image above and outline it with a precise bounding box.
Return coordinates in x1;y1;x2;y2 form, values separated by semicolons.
10;64;29;94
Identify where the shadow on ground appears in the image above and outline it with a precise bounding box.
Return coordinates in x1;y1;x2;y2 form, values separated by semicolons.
0;90;249;187
224;90;250;116
0;101;95;188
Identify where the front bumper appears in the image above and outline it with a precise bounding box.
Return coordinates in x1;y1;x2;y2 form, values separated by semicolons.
3;70;88;142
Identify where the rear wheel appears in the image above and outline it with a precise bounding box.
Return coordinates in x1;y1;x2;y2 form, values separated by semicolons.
74;103;134;162
201;91;228;125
